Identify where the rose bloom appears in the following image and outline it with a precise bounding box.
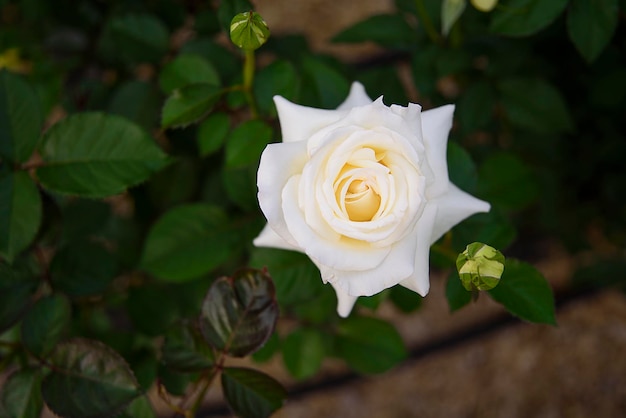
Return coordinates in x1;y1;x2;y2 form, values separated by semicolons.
254;82;490;316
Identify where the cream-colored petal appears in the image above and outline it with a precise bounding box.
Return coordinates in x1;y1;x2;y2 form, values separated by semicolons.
253;224;301;251
421;105;455;198
399;204;438;296
429;183;491;244
330;283;359;317
337;82;373;110
257;141;308;247
273;96;346;142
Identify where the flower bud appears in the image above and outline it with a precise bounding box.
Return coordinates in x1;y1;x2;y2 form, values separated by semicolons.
470;0;498;12
456;242;505;291
229;12;270;51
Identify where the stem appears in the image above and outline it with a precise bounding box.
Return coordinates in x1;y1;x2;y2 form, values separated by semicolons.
243;49;259;118
187;355;224;418
414;0;443;46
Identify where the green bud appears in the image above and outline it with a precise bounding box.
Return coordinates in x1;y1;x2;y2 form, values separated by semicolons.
229;12;270;51
456;242;505;291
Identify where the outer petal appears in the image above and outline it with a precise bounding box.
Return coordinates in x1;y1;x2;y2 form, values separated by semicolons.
421;105;455;198
399;204;438;296
257;140;309;247
336;82;373;110
429;183;491;244
253;224;300;251
330;283;359;318
274;96;346;142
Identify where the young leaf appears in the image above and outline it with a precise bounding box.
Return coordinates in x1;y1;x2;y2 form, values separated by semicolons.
331;14;416;47
488;259;556;325
0;170;42;262
161;83;222;129
42;338;142;418
139;204;237;282
21;293;71;358
490;0;568;37
282;328;326;379
335;316;407;374
0;70;43;164
161;321;214;372
0;368;43;418
221;367;287;418
225;120;273;168
567;0;619;63
197;112;230;157
199;269;278;357
159;54;221;94
36;112;168;198
0;258;39;333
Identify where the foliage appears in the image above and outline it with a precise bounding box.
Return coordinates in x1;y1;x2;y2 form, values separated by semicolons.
0;0;624;416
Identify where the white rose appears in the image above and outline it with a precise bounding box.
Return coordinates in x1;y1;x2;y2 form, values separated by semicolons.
254;82;490;317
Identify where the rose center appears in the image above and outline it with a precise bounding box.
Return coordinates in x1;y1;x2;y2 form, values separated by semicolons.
344;178;381;221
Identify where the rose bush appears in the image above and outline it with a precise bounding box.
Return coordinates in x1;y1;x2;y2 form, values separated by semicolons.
254;82;490;316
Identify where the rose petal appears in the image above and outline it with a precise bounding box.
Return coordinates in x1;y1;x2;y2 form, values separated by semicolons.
429;183;491;244
253;224;300;251
274;96;347;142
330;283;359;317
399;203;438;296
337;82;373;110
421;105;455;198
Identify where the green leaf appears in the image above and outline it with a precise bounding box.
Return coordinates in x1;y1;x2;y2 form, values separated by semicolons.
0;70;43;164
36;112;168;198
197;112;230;157
21;293;71;358
477;152;539;210
446;270;472;311
161;321;214;372
567;0;619;63
159;54;220;94
335;316;407;374
42;338;142;418
100;14;169;64
0;368;43;418
50;240;119;297
498;78;574;134
442;0;467;36
119;396;156;418
356;67;407;106
0;258;39;333
457;81;496;133
225;120;273;168
199;269;278;357
0;171;42;262
389;285;423;313
331;14;415;47
490;0;568;37
222;164;258;211
127;284;180;336
221;367;286;418
251;332;280;363
299;56;350;109
161;83;222;129
139;204;237;282
249;248;322;306
447;142;478;193
452;210;517;251
253;60;299;117
282;328;326;379
488;259;556;324
108;81;162;131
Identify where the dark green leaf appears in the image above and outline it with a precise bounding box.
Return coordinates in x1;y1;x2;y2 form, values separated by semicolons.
452;210;517;251
225;120;273;168
139;204;236;282
251;332;280;363
356;67;407;106
253;60;299;117
567;0;619;63
0;171;42;262
42;338;142;418
447;142;478;193
199;269;278;357
0;368;43;418
249;248;322;306
446;270;472;312
197;112;230;157
127;284;180;336
0;258;39;333
36;112;168;198
218;0;254;33
159;54;220;94
282;328;326;379
108;81;162;131
221;367;286;418
332;14;415;47
50;240;119;297
222;164;258;211
389;285;423;313
299;56;350;109
488;259;556;324
335;316;407;374
146;157;199;210
60;198;111;241
498;78;574;134
180;39;240;84
161;321;214;372
100;14;169;64
0;70;43;164
156;364;193;397
477;152;539;210
119;396;156;418
356;291;388;311
161;83;222;129
457;81;496;133
490;0;568;37
21;293;71;358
